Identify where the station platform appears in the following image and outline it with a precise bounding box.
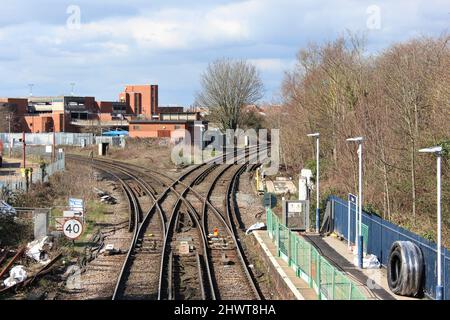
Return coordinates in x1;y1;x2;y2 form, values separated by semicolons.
306;234;418;300
253;230;317;300
253;229;419;300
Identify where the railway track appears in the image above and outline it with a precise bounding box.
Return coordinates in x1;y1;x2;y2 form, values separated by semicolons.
69;156;217;299
68;156;166;299
200;162;262;300
158;147;265;300
157;163;219;300
67;145;268;300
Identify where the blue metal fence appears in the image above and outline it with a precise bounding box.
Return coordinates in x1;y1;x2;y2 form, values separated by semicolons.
329;195;449;300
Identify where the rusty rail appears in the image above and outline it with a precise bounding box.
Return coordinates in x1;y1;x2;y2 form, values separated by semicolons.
0;252;62;294
0;247;25;279
0;250;9;267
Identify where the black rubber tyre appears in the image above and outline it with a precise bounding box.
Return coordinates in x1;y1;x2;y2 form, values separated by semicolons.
387;241;424;297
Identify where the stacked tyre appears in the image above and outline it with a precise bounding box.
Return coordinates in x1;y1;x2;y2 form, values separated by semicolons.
387;241;424;297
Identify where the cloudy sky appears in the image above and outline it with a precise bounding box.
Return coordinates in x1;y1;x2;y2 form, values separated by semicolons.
0;0;448;105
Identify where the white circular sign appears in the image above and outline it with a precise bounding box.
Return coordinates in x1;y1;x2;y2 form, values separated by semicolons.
63;219;83;240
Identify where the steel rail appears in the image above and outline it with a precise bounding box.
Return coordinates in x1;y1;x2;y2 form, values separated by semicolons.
67;145;268;300
0;252;62;294
158;163;218;300
105;162;215;300
226;164;262;299
69;145;269;219
79;161;143;300
159;146;267;300
199;147;264;299
0;247;25;280
69;155;214;300
67;155;162;299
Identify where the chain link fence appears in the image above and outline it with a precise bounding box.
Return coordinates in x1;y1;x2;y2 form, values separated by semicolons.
0;152;65;192
0;132;126;149
0;132;95;146
266;208;366;300
330;195;450;300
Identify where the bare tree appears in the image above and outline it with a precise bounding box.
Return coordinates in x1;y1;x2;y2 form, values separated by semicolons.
196;59;264;131
269;33;450;244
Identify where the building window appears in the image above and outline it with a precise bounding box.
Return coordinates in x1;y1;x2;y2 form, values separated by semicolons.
175;125;181;129
133;125;140;130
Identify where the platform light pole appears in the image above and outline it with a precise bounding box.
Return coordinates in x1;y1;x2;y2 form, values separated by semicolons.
307;132;320;233
346;136;364;269
348;193;357;251
419;145;443;300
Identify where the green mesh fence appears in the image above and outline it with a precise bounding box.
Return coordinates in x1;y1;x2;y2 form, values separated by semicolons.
279;224;289;258
266;208;366;300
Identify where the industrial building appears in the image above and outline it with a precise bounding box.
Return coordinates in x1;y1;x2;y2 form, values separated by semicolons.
119;84;159;118
129;115;207;142
0;84;204;139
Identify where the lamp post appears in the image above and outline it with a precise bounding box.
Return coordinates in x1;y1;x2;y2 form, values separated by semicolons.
348;193;357;251
419;145;443;300
307;132;320;233
346;136;364;269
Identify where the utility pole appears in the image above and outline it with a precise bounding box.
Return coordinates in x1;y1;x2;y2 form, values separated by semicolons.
28;84;34;97
7;113;12;157
22;131;26;169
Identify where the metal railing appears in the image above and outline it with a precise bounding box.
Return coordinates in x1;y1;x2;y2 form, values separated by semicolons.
266;208;366;300
330;195;450;300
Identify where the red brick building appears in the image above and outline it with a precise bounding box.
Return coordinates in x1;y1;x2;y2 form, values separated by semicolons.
0;84;205;136
119;84;159;118
129;119;207;142
0;98;29;132
0;98;28;115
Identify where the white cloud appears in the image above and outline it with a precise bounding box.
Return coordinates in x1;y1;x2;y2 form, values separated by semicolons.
0;0;448;104
249;58;295;72
25;4;252;52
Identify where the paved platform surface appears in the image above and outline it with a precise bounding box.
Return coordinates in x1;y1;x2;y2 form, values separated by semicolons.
304;234;419;300
254;229;422;300
253;230;317;300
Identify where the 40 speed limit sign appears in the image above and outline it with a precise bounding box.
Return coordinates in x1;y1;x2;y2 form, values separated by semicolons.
63;219;84;240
